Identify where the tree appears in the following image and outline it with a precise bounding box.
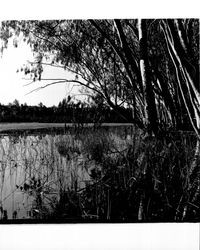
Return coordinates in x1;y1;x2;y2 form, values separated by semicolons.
161;19;200;137
138;19;158;134
13;99;20;107
0;19;199;137
38;102;44;108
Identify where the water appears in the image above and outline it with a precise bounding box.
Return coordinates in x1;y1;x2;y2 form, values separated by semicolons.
0;133;91;220
0;126;134;220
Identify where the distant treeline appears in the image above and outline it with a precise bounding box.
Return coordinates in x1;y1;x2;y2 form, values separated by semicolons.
0;99;133;123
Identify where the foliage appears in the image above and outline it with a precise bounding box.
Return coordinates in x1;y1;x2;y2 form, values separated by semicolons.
81;130;112;163
0;99;132;123
1;19;199;135
0;126;199;222
48;129;200;222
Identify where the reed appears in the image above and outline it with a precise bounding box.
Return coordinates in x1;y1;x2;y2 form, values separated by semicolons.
0;128;199;222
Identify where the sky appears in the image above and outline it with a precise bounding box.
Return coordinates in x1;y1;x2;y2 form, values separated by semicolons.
0;38;81;107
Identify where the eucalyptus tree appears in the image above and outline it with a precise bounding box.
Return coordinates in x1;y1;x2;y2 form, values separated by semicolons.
0;20;138;124
0;20;155;131
160;19;200;218
161;19;200;136
0;19;199;136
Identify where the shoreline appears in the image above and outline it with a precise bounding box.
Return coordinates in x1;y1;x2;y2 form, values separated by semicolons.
0;122;133;135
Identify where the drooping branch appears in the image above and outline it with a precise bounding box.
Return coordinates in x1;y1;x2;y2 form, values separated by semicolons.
89;20;142;96
114;19;142;89
25;79;105;98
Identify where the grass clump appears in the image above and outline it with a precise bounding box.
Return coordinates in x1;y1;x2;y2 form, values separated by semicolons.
2;127;199;222
51;129;200;222
55;134;81;159
81;130;112;163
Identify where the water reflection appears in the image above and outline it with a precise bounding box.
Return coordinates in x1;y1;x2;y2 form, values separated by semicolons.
0;133;90;220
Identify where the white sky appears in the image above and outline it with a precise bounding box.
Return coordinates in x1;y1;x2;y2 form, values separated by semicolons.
0;1;199;108
0;39;80;107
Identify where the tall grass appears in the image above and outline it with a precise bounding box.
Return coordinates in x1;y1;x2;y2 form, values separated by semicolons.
0;127;199;221
48;128;200;222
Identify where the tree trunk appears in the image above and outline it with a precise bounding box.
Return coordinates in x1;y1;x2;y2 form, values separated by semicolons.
161;20;200;139
161;19;200;220
138;19;158;135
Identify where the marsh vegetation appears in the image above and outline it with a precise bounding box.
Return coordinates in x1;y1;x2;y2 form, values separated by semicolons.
0;125;199;222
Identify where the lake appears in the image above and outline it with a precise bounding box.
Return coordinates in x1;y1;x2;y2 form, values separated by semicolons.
0;122;132;133
0;124;133;220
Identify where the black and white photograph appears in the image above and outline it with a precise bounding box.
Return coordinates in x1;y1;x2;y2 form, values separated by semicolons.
0;18;199;223
0;1;199;248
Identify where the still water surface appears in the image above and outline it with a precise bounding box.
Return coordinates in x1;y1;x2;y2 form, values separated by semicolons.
0;133;91;220
0;126;133;220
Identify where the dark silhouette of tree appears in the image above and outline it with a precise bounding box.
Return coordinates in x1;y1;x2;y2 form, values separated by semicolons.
0;99;132;123
13;99;20;107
